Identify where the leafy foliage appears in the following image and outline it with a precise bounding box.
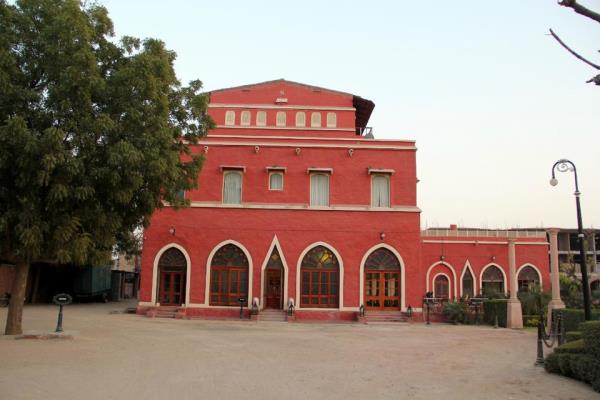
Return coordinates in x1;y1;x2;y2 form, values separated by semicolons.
0;0;213;333
441;301;469;324
483;299;507;327
0;0;212;265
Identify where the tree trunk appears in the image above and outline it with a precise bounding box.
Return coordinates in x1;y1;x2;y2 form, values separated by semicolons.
5;261;30;335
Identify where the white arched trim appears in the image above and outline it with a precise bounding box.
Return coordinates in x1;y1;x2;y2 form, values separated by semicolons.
479;263;508;295
358;243;406;311
459;260;477;297
517;263;543;291
204;240;254;306
432;272;452;299
259;235;289;310
296;241;344;310
425;261;458;300
151;243;192;306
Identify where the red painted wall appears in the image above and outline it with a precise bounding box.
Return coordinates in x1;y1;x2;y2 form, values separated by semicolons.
138;80;550;321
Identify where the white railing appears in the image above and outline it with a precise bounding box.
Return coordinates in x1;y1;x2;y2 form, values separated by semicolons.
421;229;547;238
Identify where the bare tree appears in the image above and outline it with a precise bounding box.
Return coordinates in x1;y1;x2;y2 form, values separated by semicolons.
551;0;600;85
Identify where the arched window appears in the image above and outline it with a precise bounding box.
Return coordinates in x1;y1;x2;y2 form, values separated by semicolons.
300;246;339;308
256;111;266;126
295;111;306;127
210;244;249;306
240;111;251;126
158;248;187;306
223;171;242;204
462;268;474;298
269;172;283;191
365;248;401;309
311;112;321;127
276;111;286;127
225;110;235;126
326;112;337;128
434;275;450;299
517;266;540;292
482;265;504;296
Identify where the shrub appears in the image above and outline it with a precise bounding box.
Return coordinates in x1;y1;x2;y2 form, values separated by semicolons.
569;354;599;384
483;299;507;327
555;339;585;354
565;331;582;343
580;320;600;359
522;315;539;327
544;352;561;373
558;309;600;333
518;288;550;316
558;353;575;377
442;302;469;324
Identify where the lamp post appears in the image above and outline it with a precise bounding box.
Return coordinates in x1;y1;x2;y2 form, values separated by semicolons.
550;159;591;321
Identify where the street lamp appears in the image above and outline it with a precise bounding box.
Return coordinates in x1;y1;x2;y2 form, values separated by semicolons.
550;159;591;320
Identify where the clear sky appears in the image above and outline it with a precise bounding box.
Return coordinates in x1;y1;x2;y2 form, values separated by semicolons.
100;0;599;230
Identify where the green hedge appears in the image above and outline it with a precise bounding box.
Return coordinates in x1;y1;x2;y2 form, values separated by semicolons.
554;339;585;354
581;320;600;359
558;309;600;333
545;317;600;392
565;331;582;343
483;300;507;328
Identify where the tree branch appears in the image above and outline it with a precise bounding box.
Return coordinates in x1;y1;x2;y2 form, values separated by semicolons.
559;0;600;24
549;28;600;70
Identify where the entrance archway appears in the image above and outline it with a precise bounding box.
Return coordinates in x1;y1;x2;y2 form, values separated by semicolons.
264;247;283;309
157;248;187;306
364;248;401;310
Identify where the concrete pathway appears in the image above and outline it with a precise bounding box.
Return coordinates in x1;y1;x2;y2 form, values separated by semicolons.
0;302;596;400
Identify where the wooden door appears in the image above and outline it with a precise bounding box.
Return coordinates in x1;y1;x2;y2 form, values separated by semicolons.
365;271;400;310
265;269;282;309
159;270;185;306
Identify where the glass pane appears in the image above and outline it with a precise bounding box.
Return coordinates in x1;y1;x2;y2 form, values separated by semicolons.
302;272;310;295
311;297;318;304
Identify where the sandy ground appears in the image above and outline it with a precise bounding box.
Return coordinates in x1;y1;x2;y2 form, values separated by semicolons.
0;302;597;400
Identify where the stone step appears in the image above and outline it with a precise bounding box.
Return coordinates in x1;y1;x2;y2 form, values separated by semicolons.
365;312;408;323
258;310;287;322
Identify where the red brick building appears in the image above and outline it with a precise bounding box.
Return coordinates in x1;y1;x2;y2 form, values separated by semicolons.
136;80;549;321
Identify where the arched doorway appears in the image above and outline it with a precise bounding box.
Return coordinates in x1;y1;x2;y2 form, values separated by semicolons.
481;265;505;296
157;248;187;306
434;274;450;300
517;265;540;292
300;245;339;308
209;244;249;306
462;268;474;298
364;248;401;310
264;247;283;309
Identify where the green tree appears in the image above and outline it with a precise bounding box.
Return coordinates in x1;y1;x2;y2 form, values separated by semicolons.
0;0;213;334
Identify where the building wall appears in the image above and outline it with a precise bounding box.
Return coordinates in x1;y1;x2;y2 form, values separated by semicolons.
421;238;550;298
139;207;422;311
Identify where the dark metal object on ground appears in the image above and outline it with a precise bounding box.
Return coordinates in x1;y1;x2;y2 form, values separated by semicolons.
238;297;246;319
359;304;365;317
52;293;73;333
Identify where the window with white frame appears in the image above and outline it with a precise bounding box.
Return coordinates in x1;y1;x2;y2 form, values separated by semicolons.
326;112;337;128
311;112;321;127
269;172;283;191
371;174;390;207
256;111;266;126
223;171;242;204
296;112;306;127
310;173;329;206
240;111;251;126
276;111;286;127
225;110;235;126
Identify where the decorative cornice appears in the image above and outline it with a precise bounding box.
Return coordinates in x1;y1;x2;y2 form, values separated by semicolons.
176;201;421;213
209;103;356;111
